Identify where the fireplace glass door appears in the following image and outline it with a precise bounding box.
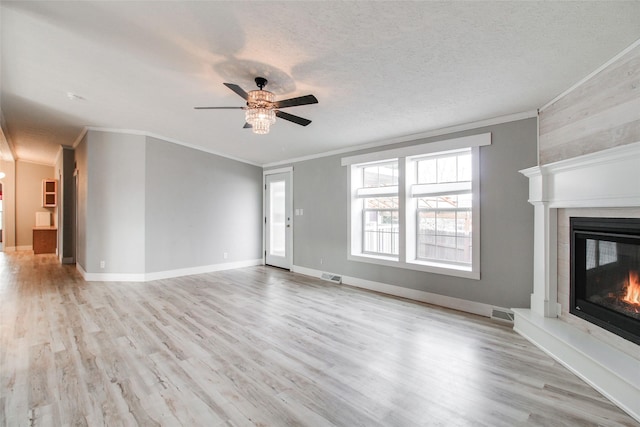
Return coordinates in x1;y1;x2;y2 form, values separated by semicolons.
570;217;640;345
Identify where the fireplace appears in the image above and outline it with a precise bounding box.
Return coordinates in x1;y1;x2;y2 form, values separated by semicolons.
571;217;640;345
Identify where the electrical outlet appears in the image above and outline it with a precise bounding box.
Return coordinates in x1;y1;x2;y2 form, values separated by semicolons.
100;260;105;269
320;258;323;265
223;252;228;260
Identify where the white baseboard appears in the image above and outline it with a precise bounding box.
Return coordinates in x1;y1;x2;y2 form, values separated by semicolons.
513;308;640;423
3;246;17;252
77;259;264;282
292;264;497;318
75;263;139;282
144;259;263;281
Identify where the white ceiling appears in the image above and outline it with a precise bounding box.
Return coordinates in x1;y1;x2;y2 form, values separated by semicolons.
1;2;639;166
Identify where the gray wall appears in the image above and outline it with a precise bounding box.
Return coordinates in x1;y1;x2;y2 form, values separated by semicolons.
286;118;537;309
144;137;263;273
15;160;55;248
85;131;146;274
76;130;263;276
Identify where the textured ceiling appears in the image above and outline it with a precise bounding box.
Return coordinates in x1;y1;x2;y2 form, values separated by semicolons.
1;1;640;166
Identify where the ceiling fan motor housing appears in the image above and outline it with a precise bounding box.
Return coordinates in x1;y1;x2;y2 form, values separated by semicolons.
255;77;268;90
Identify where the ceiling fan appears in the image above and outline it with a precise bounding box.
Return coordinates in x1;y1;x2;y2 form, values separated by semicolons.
195;77;318;134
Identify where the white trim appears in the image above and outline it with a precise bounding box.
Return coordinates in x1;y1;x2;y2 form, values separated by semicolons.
513;309;640;423
292;265;494;317
347;253;480;280
263;170;294;270
76;259;263;282
263;166;295;268
540;38;640;112
263;111;535;168
85;127;262;167
263;166;293;176
341;133;491;166
16;245;33;251
72;127;88;149
517;140;640;422
346;140;485;279
520;141;640;209
3;246;17;252
144;259;263;281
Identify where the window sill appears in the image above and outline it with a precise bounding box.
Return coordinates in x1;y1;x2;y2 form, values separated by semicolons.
349;253;398;264
348;253;480;280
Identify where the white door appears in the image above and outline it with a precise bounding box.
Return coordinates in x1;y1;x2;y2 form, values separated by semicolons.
265;172;292;269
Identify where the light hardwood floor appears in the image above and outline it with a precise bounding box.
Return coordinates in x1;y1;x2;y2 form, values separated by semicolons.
1;252;638;427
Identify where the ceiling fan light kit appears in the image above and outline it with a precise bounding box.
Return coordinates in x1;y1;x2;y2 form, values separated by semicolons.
195;77;318;135
245;87;276;134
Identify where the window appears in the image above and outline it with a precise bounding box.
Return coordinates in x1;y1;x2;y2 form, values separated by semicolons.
412;149;472;266
360;162;399;255
343;133;490;279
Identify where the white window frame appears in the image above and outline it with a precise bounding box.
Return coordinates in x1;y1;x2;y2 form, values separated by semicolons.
342;133;490;280
354;160;400;258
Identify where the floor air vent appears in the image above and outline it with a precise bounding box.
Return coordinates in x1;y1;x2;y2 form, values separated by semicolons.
321;273;342;284
491;308;514;323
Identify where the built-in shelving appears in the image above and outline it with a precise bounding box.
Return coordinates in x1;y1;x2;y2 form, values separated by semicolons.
42;179;57;207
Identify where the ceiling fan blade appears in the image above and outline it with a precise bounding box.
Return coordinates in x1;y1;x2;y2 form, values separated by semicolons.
243;122;252;129
223;83;249;100
273;94;318;109
193;106;245;110
275;110;312;126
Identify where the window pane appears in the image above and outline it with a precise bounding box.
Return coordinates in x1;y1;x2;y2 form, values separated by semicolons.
418;211;436;234
364;209;399;255
457;153;472;181
437;196;458;210
437;156;457;183
436;211;456;233
363;167;379;188
417;208;472;265
457;193;472;209
457;236;472;263
418;197;438;209
365;197;398;209
417;158;437;184
362;162;398;188
457;211;472;233
269;181;286;257
416;149;471;186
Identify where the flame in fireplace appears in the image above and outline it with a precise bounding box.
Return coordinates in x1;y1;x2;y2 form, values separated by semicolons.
623;270;640;306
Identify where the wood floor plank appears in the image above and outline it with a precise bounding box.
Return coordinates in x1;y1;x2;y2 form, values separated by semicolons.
1;252;639;426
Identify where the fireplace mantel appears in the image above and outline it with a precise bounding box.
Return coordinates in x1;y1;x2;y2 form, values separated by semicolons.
514;141;640;422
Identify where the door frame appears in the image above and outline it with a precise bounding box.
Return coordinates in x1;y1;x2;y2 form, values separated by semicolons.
263;167;293;270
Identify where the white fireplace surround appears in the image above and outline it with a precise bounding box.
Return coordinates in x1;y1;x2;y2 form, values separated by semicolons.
514;141;640;422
